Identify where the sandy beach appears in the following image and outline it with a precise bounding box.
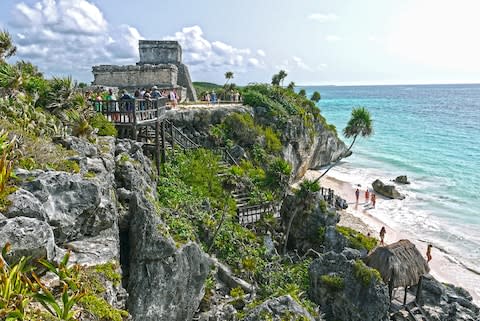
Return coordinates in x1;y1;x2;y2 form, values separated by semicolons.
298;170;480;304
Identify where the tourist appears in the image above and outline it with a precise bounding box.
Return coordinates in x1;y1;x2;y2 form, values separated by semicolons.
205;92;211;105
134;89;141;99
371;193;376;208
169;89;177;108
426;244;433;263
379;226;386;245
355;188;360;203
211;91;217;104
151;86;162;99
365;189;370;204
140;88;146;98
106;89;119;121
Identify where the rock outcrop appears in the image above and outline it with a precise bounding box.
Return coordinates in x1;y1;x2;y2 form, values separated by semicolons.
416;274;480;321
309;251;390;321
127;193;211;321
164;105;348;180
280;191;339;253
240;295;319;321
372;179;405;200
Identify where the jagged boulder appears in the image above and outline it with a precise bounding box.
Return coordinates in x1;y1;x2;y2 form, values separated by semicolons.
240;295;319;321
127;194;211;321
393;175;410;184
416;274;480;321
372;179;405;200
0;217;56;263
281;191;339;253
53;136;98;157
21;171;116;243
309;251;390;321
5;188;48;221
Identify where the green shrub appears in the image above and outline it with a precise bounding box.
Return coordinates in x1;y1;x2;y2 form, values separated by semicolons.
320;274;345;292
223;113;260;147
264;127;282;153
353;259;382;287
336;226;378;251
90;113;117;137
80;295;128;321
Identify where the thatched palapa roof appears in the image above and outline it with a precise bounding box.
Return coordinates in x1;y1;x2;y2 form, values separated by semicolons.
364;239;430;288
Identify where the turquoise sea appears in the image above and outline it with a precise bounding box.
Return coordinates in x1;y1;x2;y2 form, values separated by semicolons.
304;84;480;296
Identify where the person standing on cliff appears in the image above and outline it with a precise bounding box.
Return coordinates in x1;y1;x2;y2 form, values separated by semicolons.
355;188;360;203
379;226;386;245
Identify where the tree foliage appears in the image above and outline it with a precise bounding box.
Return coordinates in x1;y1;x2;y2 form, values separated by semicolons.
310;91;321;103
0;30;16;61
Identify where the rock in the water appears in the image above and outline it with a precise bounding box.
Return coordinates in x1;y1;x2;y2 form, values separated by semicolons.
240;295;319;321
0;217;56;263
5;188;48;221
127;194;211;321
309;251;390;321
393;175;410;184
372;179;405;200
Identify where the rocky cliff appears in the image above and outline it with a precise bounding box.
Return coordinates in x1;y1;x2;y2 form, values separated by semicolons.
165;105;347;180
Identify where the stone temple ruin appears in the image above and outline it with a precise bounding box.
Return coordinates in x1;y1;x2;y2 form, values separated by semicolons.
92;40;197;101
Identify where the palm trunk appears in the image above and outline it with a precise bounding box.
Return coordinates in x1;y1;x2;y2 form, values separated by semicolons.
313;135;357;184
283;210;298;254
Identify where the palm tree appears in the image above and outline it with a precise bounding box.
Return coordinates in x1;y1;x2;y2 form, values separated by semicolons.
310;91;321;103
0;30;17;61
278;70;288;86
314;107;373;182
223;71;234;100
271;73;281;86
287;81;296;91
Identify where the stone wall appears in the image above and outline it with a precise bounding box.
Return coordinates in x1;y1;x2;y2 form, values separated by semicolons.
92;64;178;88
139;40;182;64
176;63;197;101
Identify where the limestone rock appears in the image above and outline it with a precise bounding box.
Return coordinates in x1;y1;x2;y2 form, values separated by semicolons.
127;194;211;321
53;136;98;157
22;171;116;243
240;295;319;321
215;260;255;294
309;251;390;321
393;175;410;184
281;191;339;253
229;145;246;162
0;217;56;263
372;179;405;200
417;275;480;321
196;304;236;321
5;188;48;221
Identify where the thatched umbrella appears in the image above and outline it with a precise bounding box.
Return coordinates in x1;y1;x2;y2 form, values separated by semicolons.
364;239;430;303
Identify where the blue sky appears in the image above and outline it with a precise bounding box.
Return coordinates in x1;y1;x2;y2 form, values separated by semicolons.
1;0;480;85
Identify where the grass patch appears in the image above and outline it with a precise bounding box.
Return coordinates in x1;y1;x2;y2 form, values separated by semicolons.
336;226;378;251
353;259;382;287
320;274;345;292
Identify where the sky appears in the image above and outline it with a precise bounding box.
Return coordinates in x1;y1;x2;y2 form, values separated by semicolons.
1;0;480;85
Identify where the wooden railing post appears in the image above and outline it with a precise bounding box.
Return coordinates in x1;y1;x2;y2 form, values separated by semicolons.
132;100;137;140
169;121;174;150
160;120;166;164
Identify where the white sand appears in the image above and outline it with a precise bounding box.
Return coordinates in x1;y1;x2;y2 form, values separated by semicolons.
297;170;480;304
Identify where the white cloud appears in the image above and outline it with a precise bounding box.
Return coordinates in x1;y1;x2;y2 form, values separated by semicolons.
164;25;264;72
292;56;309;70
317;63;328;70
368;35;377;42
325;35;341;42
307;13;338;22
257;49;266;57
8;0;142;79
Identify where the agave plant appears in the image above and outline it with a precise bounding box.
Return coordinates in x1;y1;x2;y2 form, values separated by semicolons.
0;243;36;320
32;251;86;321
0;130;15;195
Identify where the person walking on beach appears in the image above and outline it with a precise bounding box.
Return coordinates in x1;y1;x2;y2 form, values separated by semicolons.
365;189;370;203
426;244;433;263
379;226;386;245
371;193;376;208
355;188;360;203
